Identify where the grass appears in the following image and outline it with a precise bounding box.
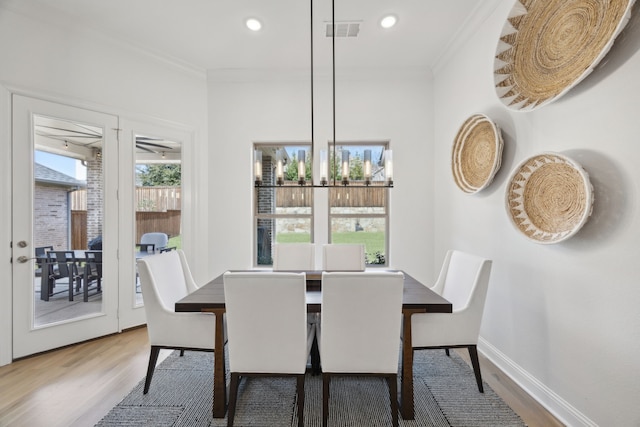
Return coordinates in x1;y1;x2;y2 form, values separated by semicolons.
168;235;182;249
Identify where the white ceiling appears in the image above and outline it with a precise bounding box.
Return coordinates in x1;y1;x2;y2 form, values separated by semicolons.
3;0;497;72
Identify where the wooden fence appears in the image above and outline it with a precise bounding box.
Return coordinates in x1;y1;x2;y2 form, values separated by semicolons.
274;184;387;208
70;210;181;248
71;187;181;211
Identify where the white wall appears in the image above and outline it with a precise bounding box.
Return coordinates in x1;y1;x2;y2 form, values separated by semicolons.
432;1;640;425
207;69;435;281
0;6;209;363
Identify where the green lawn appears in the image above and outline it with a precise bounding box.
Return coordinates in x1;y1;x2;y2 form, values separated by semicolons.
168;235;182;249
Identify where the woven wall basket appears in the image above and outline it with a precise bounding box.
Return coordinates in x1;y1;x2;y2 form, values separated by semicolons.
494;0;635;111
452;114;504;194
506;152;594;244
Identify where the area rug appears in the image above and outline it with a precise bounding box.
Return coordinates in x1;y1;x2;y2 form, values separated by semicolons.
96;349;525;426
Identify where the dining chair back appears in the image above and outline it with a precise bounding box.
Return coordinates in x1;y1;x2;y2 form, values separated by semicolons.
322;243;365;271
223;271;311;427
411;249;492;393
272;242;320;372
137;250;217;394
272;243;315;271
319;271;404;427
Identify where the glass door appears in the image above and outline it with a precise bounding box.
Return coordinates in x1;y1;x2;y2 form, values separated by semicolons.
117;118;184;329
12;95;119;358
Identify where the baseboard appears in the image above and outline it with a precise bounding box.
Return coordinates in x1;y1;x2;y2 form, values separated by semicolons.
478;337;596;427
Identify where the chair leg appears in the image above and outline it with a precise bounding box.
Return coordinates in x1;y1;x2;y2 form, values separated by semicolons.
322;373;330;427
445;348;450;356
386;374;399;427
296;374;305;427
143;346;161;394
468;345;484;393
227;373;240;427
179;349;185;356
68;279;74;301
311;334;321;375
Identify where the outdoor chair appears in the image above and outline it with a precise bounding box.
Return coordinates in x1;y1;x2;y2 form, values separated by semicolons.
83;250;103;302
411;250;492;393
46;251;83;302
34;245;53;277
137;232;169;253
223;271;312;427
137;250;219;394
319;271;404;427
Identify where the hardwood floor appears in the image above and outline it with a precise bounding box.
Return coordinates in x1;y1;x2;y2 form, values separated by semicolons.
0;327;563;427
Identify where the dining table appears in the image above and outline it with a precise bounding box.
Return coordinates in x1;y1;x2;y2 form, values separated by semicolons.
175;270;452;420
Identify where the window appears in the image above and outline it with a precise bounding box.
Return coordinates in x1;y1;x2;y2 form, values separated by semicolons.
254;144;313;266
329;143;389;266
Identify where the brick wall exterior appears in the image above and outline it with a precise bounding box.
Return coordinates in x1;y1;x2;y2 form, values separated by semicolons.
34;184;69;250
86;158;103;242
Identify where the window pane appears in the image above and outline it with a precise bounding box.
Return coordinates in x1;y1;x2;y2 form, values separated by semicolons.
256;217;312;265
330;217;386;265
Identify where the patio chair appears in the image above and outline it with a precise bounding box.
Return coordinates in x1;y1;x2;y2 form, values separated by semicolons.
34;245;53;277
83;250;103;302
46;251;83;302
137;232;169;253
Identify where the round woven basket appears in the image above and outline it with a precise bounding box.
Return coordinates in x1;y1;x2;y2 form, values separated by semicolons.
494;0;635;111
505;152;594;244
452;114;504;194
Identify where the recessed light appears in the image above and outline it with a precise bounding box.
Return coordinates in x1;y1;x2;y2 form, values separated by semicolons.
246;18;262;31
380;15;397;29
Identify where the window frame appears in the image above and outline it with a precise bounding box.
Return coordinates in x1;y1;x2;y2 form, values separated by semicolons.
253;142;314;267
327;141;390;267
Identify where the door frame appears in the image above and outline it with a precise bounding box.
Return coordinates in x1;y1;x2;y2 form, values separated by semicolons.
11;94;120;359
0;84;12;366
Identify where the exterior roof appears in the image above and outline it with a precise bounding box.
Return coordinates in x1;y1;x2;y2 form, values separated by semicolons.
34;163;86;188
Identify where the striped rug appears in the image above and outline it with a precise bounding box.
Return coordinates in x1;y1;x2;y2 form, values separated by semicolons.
96;349;525;426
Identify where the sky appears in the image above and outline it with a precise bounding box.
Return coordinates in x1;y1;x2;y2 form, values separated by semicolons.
35;150;86;180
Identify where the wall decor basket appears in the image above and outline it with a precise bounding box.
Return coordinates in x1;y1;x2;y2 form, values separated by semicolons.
452;114;504;194
506;152;594;244
494;0;635;111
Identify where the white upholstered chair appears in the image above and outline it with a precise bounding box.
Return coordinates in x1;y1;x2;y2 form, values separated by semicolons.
223;271;313;427
137;250;217;394
411;250;492;392
273;243;315;270
319;271;404;427
272;243;320;372
322;243;365;271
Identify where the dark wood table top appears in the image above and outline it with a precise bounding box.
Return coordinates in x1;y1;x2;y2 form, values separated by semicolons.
175;270;452;314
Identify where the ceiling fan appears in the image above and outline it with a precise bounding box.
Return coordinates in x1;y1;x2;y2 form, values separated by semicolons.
135;136;174;154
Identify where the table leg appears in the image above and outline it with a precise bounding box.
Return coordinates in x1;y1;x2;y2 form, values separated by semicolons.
400;309;418;420
211;309;227;418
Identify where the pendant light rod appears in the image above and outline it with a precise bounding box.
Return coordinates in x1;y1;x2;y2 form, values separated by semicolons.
331;0;337;186
254;0;394;188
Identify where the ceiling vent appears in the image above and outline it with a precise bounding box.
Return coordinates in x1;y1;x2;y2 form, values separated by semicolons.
325;21;361;37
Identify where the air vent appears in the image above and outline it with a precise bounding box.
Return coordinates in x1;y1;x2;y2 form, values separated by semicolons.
325;21;361;37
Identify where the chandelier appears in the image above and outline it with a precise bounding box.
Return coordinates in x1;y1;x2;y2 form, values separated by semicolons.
254;0;394;188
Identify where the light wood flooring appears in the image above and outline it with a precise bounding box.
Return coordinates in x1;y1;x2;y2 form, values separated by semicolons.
0;327;564;427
